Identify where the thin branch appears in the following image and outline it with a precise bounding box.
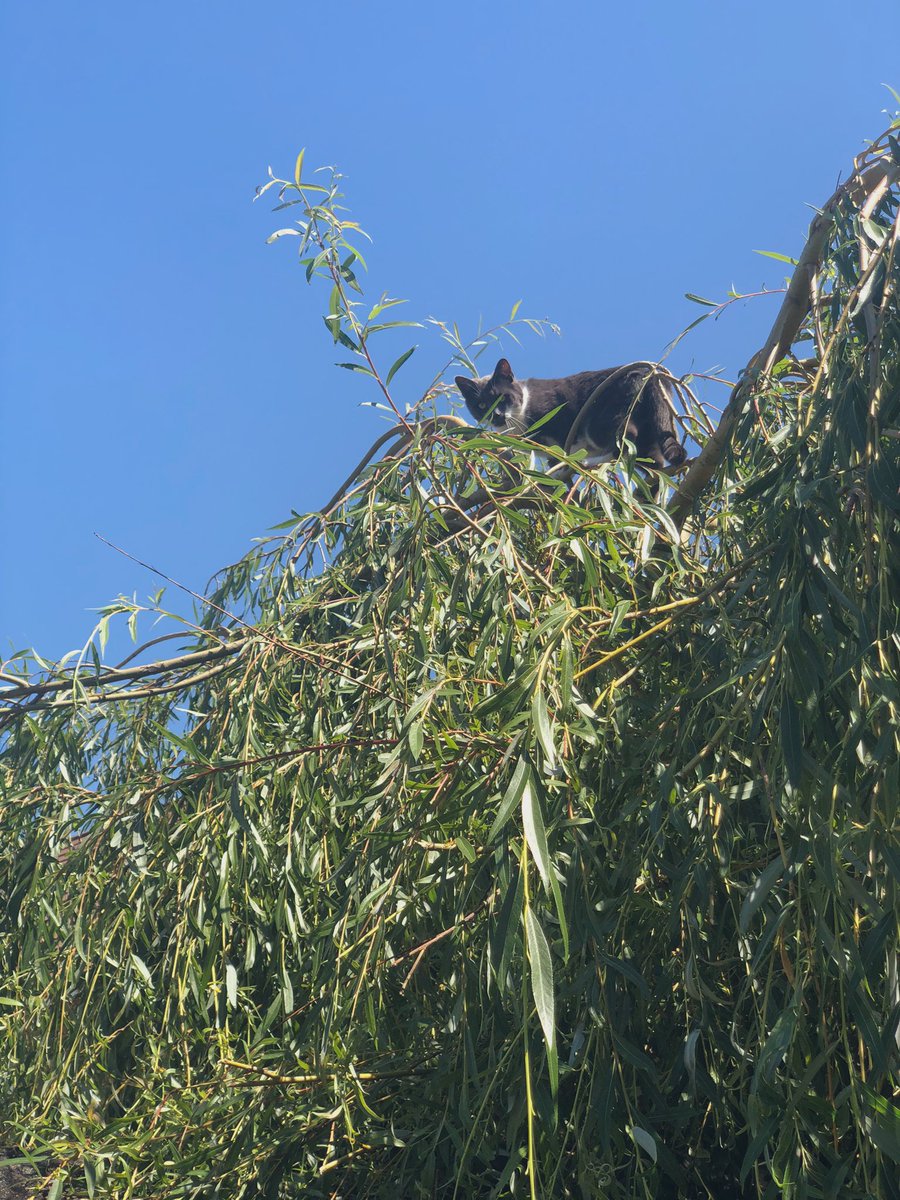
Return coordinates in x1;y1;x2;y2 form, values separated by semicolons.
0;640;247;705
219;1058;430;1085
395;908;482;992
37;663;233;711
113;630;216;670
313;414;470;522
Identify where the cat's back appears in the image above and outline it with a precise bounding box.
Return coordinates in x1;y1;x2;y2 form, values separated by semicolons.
524;368;619;393
522;367;632;410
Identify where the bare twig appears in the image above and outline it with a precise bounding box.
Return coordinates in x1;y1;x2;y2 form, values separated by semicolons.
394;908;482;991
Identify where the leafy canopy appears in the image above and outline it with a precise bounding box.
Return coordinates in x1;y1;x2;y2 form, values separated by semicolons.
1;129;899;1199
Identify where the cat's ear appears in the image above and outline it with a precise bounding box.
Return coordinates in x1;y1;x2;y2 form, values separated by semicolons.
455;375;480;404
492;358;514;385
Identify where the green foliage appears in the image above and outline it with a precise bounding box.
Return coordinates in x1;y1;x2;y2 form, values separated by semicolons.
1;133;899;1199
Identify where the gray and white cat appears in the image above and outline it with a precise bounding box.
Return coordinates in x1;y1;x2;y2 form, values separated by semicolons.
455;358;686;469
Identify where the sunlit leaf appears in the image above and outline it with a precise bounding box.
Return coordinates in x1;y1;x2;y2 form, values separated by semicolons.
386;345;417;387
521;775;551;892
630;1125;657;1162
684;292;717;306
525;904;555;1054
754;249;799;265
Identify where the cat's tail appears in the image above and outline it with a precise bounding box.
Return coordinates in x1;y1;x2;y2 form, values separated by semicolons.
660;431;687;466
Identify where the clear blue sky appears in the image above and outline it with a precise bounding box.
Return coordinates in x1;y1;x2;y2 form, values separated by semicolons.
1;1;896;662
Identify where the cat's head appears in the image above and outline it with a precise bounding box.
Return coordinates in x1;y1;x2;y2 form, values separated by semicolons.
455;359;522;427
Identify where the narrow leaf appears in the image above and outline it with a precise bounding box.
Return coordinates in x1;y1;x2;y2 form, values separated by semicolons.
407;718;424;762
780;692;802;786
386;345;417;387
488;758;530;843
630;1126;657;1163
531;687;556;766
739;855;788;933
754;249;798;265
131;954;153;988
335;362;375;376
525;904;555;1053
455;836;476;863
684;292;718;307
521;776;551;892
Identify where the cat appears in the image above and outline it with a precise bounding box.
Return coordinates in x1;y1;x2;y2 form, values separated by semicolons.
455;358;686;470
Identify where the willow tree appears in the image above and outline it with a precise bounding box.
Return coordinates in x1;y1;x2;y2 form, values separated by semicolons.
1;123;898;1200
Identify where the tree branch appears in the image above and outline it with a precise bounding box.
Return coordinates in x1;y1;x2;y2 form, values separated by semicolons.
667;155;899;530
0;639;246;706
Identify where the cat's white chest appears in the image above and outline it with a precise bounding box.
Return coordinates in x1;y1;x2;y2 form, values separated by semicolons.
500;384;532;433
